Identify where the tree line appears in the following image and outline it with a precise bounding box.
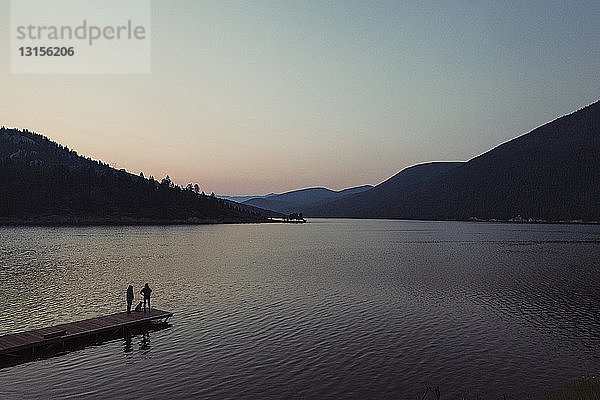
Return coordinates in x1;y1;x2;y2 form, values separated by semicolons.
0;127;266;223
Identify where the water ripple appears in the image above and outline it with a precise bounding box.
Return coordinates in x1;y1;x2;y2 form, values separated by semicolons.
1;221;600;399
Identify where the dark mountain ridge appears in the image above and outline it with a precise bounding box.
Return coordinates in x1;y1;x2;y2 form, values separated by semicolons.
218;193;277;203
242;185;373;215
307;100;600;221
393;101;600;221
0;127;269;225
305;162;465;217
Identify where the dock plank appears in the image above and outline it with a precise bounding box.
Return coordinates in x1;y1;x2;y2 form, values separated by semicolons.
0;309;173;356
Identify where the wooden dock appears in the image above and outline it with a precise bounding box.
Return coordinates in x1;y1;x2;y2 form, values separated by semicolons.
0;309;172;361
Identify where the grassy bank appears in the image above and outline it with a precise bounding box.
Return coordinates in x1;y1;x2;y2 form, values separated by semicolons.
417;378;600;399
537;377;600;400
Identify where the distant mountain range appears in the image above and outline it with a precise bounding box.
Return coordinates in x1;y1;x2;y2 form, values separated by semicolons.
3;100;598;224
303;162;464;217
0;128;271;225
304;101;600;221
229;100;599;222
217;193;278;203
238;185;373;215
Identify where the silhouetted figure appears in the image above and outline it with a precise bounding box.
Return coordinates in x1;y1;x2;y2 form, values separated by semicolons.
140;283;152;312
134;301;143;312
126;285;134;314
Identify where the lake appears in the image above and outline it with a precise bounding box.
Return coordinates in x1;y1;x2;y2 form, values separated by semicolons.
1;219;600;399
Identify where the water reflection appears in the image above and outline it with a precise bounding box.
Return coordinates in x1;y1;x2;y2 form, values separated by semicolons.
123;334;133;354
123;331;152;355
139;332;151;352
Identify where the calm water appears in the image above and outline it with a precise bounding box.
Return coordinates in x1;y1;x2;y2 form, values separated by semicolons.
1;219;600;399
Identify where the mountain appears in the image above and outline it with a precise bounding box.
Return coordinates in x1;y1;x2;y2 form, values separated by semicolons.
221;198;283;218
217;193;277;203
0;127;270;225
242;185;373;215
304;162;464;217
307;100;600;221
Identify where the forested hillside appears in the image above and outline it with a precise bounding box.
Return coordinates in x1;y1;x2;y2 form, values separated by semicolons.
306;101;600;222
0;127;268;224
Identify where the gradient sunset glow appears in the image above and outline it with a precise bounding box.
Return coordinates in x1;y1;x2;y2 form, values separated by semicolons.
1;0;598;194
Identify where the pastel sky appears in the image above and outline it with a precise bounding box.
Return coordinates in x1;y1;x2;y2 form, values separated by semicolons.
0;0;598;195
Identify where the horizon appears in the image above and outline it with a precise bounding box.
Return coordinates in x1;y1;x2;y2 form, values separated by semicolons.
1;1;599;194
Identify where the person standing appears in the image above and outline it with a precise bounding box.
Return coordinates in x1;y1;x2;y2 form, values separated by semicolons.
126;285;134;314
140;283;152;312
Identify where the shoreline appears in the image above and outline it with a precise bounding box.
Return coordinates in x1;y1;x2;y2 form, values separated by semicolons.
0;216;311;227
2;216;597;227
0;216;271;227
302;216;600;226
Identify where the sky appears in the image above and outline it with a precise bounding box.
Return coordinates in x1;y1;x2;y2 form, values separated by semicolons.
0;0;598;195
